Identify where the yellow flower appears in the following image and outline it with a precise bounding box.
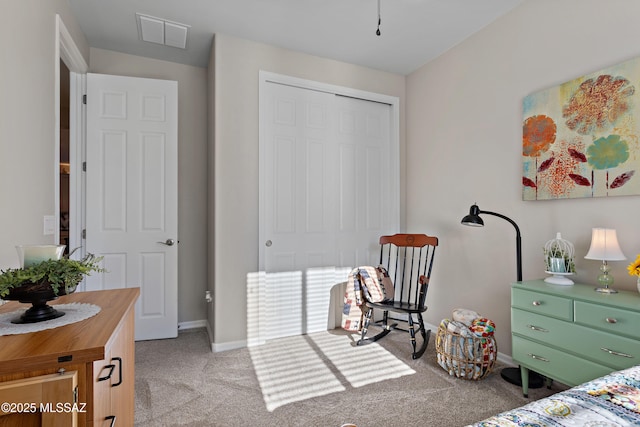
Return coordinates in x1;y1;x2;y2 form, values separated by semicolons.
627;254;640;277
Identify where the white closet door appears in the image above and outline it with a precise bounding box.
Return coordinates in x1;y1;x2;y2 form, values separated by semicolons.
258;76;398;343
333;94;396;269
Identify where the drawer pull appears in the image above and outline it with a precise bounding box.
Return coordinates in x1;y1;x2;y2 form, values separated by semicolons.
526;324;548;332
605;317;618;324
98;364;116;382
532;301;541;306
111;357;123;387
527;353;549;362
601;347;634;358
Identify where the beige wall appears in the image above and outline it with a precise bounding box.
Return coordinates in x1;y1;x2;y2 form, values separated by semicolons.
90;48;209;324
406;0;640;356
0;1;88;267
210;33;406;348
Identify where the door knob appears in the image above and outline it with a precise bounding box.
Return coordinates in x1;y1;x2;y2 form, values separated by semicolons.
158;239;175;246
265;240;272;247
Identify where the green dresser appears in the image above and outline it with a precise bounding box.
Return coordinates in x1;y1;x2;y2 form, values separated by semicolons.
511;280;640;396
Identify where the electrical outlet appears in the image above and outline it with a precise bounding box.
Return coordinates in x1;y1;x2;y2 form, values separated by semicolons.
43;215;56;235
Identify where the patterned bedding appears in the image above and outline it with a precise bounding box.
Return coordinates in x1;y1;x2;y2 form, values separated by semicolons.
469;365;640;426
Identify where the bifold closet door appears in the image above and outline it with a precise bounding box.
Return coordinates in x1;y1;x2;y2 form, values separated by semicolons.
259;78;397;342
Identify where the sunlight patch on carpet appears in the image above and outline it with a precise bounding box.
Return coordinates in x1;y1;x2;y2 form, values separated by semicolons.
249;335;345;412
309;332;415;387
249;331;415;411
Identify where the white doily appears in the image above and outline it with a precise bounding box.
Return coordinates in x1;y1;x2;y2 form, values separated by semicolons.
0;302;101;336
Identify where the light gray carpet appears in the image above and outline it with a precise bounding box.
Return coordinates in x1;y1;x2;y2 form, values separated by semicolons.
134;328;564;426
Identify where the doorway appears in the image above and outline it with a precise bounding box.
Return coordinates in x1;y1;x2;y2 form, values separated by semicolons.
59;60;70;254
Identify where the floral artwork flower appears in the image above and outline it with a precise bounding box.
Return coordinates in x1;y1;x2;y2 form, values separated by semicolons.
563;74;634;135
587;135;630;169
628;254;640;277
523;115;556;157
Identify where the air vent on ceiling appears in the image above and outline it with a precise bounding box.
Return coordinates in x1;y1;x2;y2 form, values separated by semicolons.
136;13;190;49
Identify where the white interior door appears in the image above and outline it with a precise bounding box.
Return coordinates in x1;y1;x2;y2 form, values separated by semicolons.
85;73;178;341
258;74;399;343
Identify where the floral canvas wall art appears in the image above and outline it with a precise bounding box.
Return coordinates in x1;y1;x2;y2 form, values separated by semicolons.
522;58;640;200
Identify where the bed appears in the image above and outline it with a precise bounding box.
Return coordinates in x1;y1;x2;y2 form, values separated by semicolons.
469;365;640;426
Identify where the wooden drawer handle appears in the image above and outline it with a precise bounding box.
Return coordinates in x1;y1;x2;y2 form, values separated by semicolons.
526;324;548;332
532;301;541;306
527;353;549;362
605;317;618;324
601;347;633;358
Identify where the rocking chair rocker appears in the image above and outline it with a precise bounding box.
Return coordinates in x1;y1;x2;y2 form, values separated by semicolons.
357;233;438;359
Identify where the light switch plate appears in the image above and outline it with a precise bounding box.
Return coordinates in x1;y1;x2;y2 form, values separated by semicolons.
43;215;56;235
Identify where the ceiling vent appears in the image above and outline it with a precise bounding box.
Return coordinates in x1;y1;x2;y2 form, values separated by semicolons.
136;13;190;49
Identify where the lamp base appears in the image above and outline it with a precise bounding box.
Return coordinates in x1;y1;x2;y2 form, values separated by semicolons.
500;367;544;389
595;286;618;294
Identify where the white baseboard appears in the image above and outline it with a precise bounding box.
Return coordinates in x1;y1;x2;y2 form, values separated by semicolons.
211;339;247;352
177;319;208;330
201;319;518;362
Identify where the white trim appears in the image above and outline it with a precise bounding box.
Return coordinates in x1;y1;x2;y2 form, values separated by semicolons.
54;21;62;244
496;351;516;367
259;71;399;106
55;14;88;253
57;16;88;73
68;73;86;260
212;339;247;353
178;319;208;330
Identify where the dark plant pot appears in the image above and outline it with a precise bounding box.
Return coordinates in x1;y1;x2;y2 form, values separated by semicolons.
3;282;77;324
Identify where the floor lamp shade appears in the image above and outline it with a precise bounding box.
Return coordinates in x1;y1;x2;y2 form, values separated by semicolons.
460;204;522;282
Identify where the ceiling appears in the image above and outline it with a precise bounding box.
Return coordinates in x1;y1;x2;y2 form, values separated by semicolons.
68;0;524;75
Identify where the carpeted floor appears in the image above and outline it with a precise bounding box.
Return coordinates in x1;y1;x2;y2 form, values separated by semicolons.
134;328;565;426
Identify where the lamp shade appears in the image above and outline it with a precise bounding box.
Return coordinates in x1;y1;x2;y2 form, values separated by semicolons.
584;228;626;261
461;204;484;227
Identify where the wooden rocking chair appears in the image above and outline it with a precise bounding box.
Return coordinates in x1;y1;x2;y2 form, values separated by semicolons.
357;233;438;359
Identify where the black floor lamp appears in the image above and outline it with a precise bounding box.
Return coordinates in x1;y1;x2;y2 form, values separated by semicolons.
461;204;544;389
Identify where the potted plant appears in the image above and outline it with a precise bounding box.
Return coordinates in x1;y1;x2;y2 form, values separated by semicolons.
0;251;103;323
543;233;576;274
544;243;576;273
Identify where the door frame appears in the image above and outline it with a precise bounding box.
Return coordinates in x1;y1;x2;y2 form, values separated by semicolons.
257;71;401;273
55;14;88;262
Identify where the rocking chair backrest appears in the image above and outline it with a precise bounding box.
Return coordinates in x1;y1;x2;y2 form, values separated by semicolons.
379;234;438;310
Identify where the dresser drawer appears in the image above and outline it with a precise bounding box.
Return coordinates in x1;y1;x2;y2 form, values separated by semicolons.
575;301;640;340
512;288;573;321
512;335;612;387
513;307;640;371
562;323;640;370
512;309;574;347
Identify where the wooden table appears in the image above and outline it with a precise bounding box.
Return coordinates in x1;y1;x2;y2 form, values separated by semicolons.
0;288;139;426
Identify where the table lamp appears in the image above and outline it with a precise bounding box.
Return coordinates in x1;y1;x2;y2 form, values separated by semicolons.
584;228;626;293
